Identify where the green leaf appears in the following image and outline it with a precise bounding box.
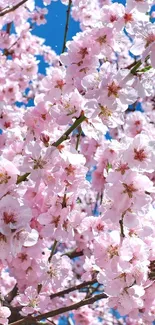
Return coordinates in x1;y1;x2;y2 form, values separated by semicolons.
106;163;112;172
136;65;152;73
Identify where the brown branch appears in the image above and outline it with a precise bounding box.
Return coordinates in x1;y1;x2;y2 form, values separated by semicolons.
50;279;98;299
119;218;125;238
0;0;28;17
61;0;72;53
36;292;108;320
62;249;83;259
10;292;108;325
48;240;58;263
16;172;30;184
75;126;82;151
5;284;18;303
16;114;86;185
85;283;101;299
124;60;137;70
3;302;22;324
6;22;12;33
3;22;12;56
52;114;86;147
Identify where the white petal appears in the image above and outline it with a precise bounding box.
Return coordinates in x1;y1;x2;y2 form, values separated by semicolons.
23;229;39;247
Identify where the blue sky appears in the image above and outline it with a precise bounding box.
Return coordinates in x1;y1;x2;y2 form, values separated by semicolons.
34;0;80;58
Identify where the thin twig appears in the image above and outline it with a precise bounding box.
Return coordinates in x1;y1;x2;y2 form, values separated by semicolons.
17;115;86;185
130;55;150;75
124;60;137;70
16;172;30;184
130;60;142;75
48;240;58;263
52;114;86;147
0;0;28;17
62;192;67;208
6;22;12;33
61;0;72;53
85;283;101;299
62;249;83;259
119;218;125;238
75;126;82;151
37;312;56;325
50;279;98;299
3;22;12;56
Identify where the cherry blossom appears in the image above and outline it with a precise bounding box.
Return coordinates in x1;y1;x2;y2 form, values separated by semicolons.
0;305;11;325
0;0;154;324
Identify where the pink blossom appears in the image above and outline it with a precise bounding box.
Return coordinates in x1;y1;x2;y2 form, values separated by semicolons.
0;158;19;199
123;134;155;172
0;0;154;323
0;305;11;325
17;286;50;316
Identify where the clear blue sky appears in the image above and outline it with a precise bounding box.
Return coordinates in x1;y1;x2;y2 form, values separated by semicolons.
33;0;80;74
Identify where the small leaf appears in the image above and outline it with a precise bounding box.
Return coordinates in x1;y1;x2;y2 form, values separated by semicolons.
106;163;112;172
137;65;152;73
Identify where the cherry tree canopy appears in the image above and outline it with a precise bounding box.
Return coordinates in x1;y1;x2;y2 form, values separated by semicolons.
0;0;155;324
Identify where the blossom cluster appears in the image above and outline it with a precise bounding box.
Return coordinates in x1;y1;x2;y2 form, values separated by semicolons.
0;0;154;324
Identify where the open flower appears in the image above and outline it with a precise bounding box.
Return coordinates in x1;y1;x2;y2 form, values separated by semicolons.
0;305;11;325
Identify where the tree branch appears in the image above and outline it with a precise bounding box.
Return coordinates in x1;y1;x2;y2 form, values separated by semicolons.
130;60;142;75
52;114;86;147
5;284;18;304
48;240;58;263
35;292;108;320
75;126;82;151
50;279;98;299
16;172;30;185
10;292;108;325
62;249;83;259
16;115;86;185
6;22;12;33
0;0;28;17
85;283;101;299
61;0;72;53
119;218;125;238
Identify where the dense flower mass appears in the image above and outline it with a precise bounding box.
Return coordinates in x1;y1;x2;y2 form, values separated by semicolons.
0;0;154;324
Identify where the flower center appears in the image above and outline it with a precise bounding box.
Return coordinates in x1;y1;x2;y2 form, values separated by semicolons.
33;157;47;169
65;164;76;176
99;104;112;117
0;233;7;242
134;148;147;162
3;211;16;224
28;298;38;308
47;264;57;278
122;183;138;198
19;253;28;262
107;81;121;97
116;163;129;175
124;13;133;23
55;79;66;90
107;245;119;258
96;35;107;44
110;15;117;22
78;47;89;59
0;171;11;184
